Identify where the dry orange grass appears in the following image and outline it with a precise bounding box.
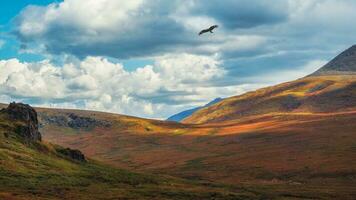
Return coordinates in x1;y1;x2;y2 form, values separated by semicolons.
2;75;356;198
184;75;356;124
38;109;356;198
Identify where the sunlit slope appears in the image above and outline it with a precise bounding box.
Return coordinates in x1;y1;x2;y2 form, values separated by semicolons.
35;109;356;199
1;76;355;199
0;106;249;200
183;75;356;124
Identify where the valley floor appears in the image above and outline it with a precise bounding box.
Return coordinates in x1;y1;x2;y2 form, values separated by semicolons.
41;110;356;199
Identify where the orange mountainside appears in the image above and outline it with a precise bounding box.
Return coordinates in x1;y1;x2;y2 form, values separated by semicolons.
31;75;356;199
1;46;356;199
183;75;356;124
184;45;356;124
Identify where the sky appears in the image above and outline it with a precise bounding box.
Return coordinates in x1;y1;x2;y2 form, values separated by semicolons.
0;0;356;119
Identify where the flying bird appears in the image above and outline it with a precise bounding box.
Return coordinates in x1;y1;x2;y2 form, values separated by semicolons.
199;25;218;35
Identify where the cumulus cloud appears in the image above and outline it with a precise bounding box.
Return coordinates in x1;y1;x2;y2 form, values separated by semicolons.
0;54;227;118
0;55;328;118
14;0;191;58
13;0;289;59
5;0;356;118
13;0;356;65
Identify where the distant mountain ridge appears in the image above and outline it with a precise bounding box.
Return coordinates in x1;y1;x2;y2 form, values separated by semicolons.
166;98;223;122
312;45;356;76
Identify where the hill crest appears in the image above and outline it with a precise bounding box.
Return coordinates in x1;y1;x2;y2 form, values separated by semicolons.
312;45;356;76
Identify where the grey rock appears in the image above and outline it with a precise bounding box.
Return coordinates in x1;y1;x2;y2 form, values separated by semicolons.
1;102;42;142
56;147;86;162
39;113;112;130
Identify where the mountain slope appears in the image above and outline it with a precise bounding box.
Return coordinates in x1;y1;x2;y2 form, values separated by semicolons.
312;45;356;76
27;103;356;199
167;98;222;122
184;45;356;124
2;88;355;199
2;45;356;199
183;75;356;124
0;103;251;200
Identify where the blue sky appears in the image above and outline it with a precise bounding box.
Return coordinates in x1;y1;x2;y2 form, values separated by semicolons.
0;0;58;61
0;0;57;24
0;0;356;119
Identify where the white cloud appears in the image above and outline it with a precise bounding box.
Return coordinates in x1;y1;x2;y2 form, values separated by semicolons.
0;54;227;118
6;0;355;118
14;0;284;59
194;35;268;56
13;0;355;73
247;59;328;84
0;56;330;118
15;0;190;58
288;0;356;34
154;53;225;83
17;0;144;37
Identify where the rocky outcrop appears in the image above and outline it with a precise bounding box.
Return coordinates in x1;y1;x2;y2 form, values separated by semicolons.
67;113;111;129
1;102;41;142
56;147;86;162
39;113;112;130
1;102;87;162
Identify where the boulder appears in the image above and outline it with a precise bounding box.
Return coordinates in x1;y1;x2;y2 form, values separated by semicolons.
56;147;86;162
1;102;41;142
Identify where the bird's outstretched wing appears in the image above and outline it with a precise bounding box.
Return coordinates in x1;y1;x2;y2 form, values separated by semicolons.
199;29;208;35
209;25;219;30
199;25;218;35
